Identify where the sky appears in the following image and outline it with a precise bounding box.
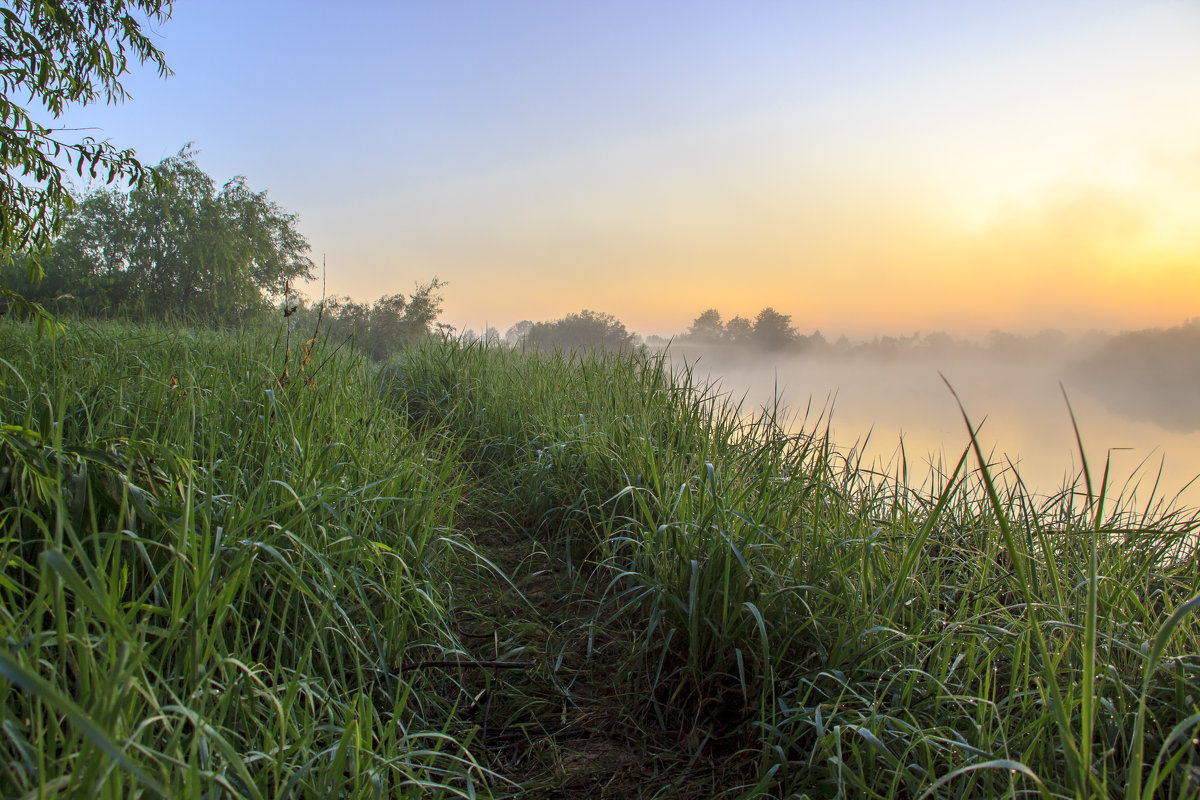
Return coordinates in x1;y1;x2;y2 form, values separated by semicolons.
56;0;1200;339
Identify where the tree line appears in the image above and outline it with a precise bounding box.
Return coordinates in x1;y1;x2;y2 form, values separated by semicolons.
0;145;450;361
0;3;449;360
672;307;1082;360
468;306;1077;360
495;309;637;351
681;307;825;351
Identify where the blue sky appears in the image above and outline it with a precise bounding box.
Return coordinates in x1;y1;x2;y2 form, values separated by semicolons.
56;1;1200;336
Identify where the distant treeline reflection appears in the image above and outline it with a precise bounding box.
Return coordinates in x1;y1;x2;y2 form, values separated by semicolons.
1070;319;1200;433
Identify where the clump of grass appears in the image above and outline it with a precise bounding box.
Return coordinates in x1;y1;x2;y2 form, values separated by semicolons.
387;337;1200;798
0;320;488;798
9;324;1200;798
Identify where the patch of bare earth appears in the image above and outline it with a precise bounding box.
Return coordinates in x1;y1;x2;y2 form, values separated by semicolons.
448;526;738;799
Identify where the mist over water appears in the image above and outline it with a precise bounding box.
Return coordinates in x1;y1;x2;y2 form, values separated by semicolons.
668;347;1200;511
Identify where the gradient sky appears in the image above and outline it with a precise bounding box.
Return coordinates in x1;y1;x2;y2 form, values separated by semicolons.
56;0;1200;338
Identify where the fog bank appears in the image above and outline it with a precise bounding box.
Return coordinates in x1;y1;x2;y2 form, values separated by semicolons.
663;343;1200;510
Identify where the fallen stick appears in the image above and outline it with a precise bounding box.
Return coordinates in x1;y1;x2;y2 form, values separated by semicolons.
398;659;535;672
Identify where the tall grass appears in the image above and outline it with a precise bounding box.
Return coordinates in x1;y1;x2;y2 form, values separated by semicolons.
0;321;487;798
386;338;1200;799
7;322;1200;798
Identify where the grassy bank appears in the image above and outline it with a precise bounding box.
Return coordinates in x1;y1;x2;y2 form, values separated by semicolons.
387;339;1200;799
3;321;1200;798
0;321;485;798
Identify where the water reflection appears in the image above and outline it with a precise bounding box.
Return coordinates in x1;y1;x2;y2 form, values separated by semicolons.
1071;320;1200;434
1073;370;1200;434
672;348;1200;511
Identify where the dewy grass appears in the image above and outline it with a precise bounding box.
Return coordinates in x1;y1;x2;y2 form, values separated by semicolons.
385;337;1200;799
6;324;1200;798
0;320;487;798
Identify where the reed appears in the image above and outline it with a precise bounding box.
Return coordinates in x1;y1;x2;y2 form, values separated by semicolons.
387;337;1200;799
0;320;486;798
5;322;1199;798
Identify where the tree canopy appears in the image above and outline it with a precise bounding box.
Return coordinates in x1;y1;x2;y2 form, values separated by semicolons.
4;146;313;319
688;308;724;343
1;1;172;270
725;315;753;346
752;307;796;350
676;306;835;354
0;0;173;328
521;309;637;352
319;279;450;361
504;319;533;346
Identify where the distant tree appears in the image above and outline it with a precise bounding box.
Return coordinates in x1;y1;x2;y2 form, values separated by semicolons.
797;329;827;352
0;0;174;325
752;307;796;350
323;278;448;360
862;334;918;358
986;329;1029;357
20;146;313;319
323;296;369;342
687;308;725;343
920;331;956;355
1031;328;1067;351
0;188;130;311
725;315;753;346
393;277;448;340
461;327;500;344
526;309;636;352
1070;319;1200;432
363;292;409;361
505;319;533;346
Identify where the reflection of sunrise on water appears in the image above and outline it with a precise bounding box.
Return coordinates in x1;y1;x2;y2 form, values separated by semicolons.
672;350;1200;512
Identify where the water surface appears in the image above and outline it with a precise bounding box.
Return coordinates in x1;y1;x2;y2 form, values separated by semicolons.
673;349;1200;512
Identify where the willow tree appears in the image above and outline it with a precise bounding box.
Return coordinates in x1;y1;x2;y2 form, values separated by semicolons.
0;0;173;326
30;146;313;320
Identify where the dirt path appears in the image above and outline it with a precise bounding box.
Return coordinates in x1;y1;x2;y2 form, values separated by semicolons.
448;527;726;799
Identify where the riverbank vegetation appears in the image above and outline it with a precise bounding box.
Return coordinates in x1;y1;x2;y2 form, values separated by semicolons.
5;8;1199;792
3;318;1199;798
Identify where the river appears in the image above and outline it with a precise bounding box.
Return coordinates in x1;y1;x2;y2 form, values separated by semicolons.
670;348;1200;513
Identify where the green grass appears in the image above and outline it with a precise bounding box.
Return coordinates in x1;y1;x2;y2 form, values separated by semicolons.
4;321;1200;798
385;337;1200;799
0;321;486;798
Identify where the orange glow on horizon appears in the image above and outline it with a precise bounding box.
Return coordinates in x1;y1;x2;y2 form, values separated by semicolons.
428;168;1200;340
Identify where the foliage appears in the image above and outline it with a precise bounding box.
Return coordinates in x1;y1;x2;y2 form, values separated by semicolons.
0;319;490;798
313;278;449;361
3;146;313;320
675;305;1082;359
387;336;1200;799
752;305;796;349
0;0;173;324
724;313;752;345
522;308;637;352
687;307;724;343
460;325;500;345
679;306;800;350
504;318;532;345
